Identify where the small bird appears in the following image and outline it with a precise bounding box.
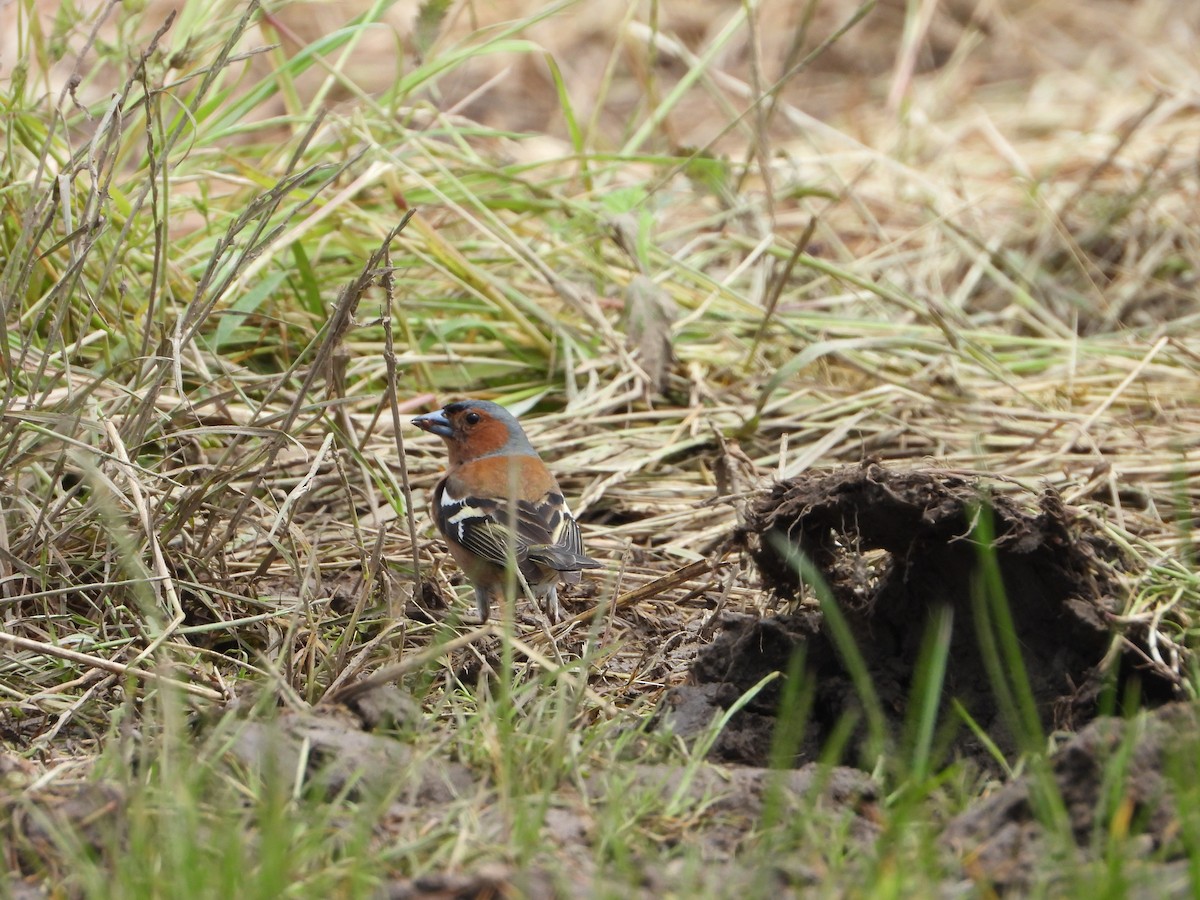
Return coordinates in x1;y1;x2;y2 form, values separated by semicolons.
412;400;601;622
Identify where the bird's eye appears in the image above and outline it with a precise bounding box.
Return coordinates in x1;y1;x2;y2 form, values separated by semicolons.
464;412;481;426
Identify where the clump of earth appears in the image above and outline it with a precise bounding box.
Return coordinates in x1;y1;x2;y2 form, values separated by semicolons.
658;463;1193;890
666;463;1179;769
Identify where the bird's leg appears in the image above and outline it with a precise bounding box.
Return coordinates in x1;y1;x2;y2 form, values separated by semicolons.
544;585;561;623
473;586;492;622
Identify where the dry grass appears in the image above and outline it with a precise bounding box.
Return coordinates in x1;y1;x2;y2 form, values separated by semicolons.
1;0;1199;892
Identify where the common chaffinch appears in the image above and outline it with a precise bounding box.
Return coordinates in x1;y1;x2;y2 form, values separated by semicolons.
412;400;602;622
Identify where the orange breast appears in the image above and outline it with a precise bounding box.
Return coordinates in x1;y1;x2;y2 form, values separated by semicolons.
452;455;559;501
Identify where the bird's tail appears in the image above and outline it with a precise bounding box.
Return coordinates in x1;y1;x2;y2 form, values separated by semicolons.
525;544;603;574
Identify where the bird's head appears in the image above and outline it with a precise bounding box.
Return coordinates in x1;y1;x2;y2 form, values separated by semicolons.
412;400;536;465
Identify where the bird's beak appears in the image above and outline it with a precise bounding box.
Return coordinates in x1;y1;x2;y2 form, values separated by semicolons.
412;409;453;439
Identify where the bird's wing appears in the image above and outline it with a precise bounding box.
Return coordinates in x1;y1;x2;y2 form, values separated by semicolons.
519;493;602;571
434;483;510;567
435;480;597;571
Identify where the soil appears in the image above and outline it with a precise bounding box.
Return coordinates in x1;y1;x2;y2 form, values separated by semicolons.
663;463;1180;771
5;464;1193;895
941;701;1200;893
174;465;1199;893
652;463;1195;890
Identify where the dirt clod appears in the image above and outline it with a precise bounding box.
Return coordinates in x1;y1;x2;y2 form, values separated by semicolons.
679;464;1179;769
227;709;473;803
383;863;559;900
2;761;125;881
942;701;1200;893
343;682;423;732
586;761;881;869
